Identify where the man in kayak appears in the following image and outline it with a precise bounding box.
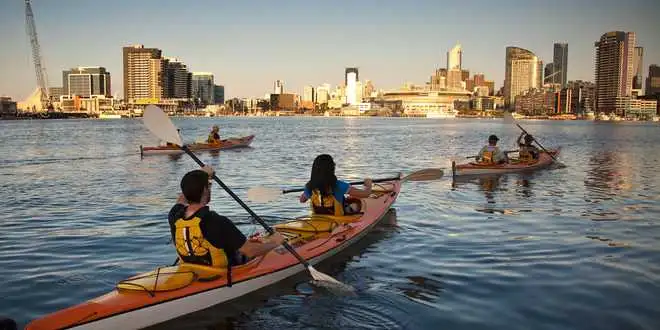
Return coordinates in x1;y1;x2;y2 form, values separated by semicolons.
169;165;285;268
299;154;373;215
207;125;221;144
476;135;508;164
517;132;540;162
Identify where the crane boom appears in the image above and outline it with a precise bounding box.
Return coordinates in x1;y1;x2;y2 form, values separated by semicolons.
25;0;50;108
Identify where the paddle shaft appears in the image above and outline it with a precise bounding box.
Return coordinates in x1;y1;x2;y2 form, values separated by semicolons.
515;124;558;161
180;146;312;268
282;176;401;194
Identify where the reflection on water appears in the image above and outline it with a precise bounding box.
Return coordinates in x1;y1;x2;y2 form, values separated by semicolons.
2;118;660;330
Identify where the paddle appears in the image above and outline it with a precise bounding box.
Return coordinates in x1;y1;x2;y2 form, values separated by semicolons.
142;105;353;292
247;168;445;203
503;112;560;162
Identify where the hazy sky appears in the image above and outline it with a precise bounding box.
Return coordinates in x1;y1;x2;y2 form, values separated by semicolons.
1;0;658;100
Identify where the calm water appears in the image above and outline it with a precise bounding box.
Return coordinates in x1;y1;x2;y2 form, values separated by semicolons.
1;117;659;330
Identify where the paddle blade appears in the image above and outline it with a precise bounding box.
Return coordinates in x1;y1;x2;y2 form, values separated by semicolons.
143;105;183;146
402;168;444;182
307;265;356;294
246;187;282;202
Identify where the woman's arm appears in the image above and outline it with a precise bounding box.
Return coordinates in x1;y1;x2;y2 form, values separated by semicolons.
347;179;373;198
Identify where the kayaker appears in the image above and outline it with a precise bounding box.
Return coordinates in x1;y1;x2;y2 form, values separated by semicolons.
299;154;373;215
169;165;285;268
476;135;508;164
207;125;221;144
517;132;539;162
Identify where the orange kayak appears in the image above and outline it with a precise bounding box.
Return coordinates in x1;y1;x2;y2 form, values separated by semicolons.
139;135;255;156
452;148;561;177
25;179;401;330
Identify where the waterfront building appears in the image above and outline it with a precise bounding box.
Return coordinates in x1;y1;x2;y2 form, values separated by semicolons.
504;46;543;108
123;45;162;101
632;47;644;92
214;85;224;105
646;65;660;96
0;97;18;115
164;58;192;100
380;89;470;117
345;68;359;105
594;31;636;115
303;85;315;103
62;67;111;98
316;84;330;105
192;72;214;106
48;87;64;101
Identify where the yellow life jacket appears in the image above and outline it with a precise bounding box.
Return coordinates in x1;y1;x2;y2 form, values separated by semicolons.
310;189;344;216
481;151;494;164
207;133;220;144
519;149;533;162
173;217;229;268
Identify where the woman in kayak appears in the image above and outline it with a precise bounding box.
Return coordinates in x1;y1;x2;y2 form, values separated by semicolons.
517;133;540;162
299;154;373;215
207;125;221;144
477;135;508;164
169;165;285;268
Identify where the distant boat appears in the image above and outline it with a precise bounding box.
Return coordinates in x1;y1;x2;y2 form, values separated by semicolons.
99;112;121;119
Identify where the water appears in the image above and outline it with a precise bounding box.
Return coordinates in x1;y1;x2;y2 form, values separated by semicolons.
1;117;659;330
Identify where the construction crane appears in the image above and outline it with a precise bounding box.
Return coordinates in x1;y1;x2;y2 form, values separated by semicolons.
25;0;51;111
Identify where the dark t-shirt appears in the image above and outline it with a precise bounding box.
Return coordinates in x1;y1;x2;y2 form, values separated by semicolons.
168;204;246;264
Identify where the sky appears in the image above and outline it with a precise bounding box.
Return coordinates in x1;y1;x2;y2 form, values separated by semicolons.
1;0;658;100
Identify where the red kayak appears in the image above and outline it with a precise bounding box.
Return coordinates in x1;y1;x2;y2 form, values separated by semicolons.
452;148;561;177
140;135;255;156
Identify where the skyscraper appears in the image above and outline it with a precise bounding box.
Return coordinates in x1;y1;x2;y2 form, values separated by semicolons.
504;46;543;108
632;47;644;91
447;43;462;70
164;58;192;99
192;72;214;105
213;85;225;105
273;80;284;94
544;63;554;85
553;43;568;88
345;68;359;105
62;67;111;97
123;45;162;101
594;31;636;114
646;65;660;96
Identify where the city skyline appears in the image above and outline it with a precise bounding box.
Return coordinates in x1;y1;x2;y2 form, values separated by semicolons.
0;0;658;100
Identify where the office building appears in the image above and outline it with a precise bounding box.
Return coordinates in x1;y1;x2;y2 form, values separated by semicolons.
447;43;462;70
123;45;163;101
316;84;330;104
594;31;636;114
303;85;315;103
192;72;214;105
345;68;359;105
504;46;543;108
62;66;111;97
632;47;644;91
48;87;64;101
213;85;225;105
553;43;568;88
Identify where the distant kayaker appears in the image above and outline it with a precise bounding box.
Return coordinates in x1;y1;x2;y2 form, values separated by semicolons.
517;133;540;162
299;154;373;215
169;165;285;268
207;125;221;144
477;135;508;164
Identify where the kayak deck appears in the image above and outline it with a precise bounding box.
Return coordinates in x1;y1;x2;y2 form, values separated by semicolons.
140;135;255;156
26;180;400;330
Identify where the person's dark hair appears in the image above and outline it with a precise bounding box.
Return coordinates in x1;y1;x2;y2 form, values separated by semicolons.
305;154;337;197
181;170;209;203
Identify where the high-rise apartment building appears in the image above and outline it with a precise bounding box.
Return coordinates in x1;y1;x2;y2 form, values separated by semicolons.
123;45;162;101
645;65;660;96
447;43;462;70
213;85;225;104
553;43;568;88
192;72;214;105
316;83;330;104
62;67;111;97
594;31;636;114
504;46;543;108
